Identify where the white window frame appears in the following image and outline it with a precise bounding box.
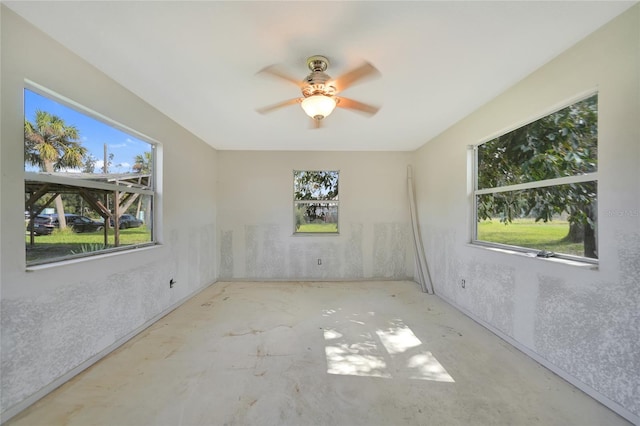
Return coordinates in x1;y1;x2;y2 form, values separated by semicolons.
24;81;159;265
293;170;339;235
471;93;598;264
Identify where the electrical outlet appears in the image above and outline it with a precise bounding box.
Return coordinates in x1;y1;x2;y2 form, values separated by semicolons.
170;278;176;289
317;258;322;266
461;279;466;289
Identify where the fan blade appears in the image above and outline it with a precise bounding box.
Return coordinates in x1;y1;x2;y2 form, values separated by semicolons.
333;62;380;93
256;98;301;114
257;65;303;87
337;97;380;116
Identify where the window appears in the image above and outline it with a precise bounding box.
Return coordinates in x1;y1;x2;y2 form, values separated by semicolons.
294;170;339;234
473;94;598;261
24;85;157;265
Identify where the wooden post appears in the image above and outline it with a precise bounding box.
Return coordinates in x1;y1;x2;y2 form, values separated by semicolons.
114;189;120;247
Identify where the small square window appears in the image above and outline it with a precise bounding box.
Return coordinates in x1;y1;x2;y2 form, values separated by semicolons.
293;170;339;234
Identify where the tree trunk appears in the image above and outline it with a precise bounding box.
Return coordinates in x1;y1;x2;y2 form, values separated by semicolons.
53;195;67;229
144;197;151;228
564;222;584;243
583;204;597;259
44;161;67;229
584;222;597;259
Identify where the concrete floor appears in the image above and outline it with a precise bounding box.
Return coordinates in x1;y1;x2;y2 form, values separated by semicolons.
7;281;629;426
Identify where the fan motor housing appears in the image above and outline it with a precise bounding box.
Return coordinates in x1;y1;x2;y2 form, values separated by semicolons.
307;55;329;72
301;55;336;98
302;82;335;98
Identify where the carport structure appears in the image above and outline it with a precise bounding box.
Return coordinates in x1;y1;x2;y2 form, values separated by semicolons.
24;172;152;247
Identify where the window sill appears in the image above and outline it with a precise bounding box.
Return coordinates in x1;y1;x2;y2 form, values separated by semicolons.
26;243;160;271
292;232;340;237
467;242;598;270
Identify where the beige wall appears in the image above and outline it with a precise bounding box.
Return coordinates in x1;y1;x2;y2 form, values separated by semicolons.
217;151;414;280
0;7;218;419
413;5;640;422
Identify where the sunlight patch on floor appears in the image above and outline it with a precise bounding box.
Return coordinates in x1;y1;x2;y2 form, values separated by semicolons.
323;313;454;382
376;323;421;354
324;328;392;378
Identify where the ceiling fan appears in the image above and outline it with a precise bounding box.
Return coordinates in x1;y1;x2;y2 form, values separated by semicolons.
256;55;381;127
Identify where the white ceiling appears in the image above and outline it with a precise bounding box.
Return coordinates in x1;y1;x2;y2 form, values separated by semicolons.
4;1;636;151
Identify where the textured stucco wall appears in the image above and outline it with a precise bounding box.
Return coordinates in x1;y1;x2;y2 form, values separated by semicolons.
0;8;218;419
413;5;640;422
217;151;414;280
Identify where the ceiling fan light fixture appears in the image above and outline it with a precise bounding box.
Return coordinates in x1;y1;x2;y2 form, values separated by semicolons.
301;95;337;120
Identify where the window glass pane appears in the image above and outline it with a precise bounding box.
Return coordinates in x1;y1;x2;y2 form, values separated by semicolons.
477;94;597;189
295;202;338;233
294;170;339;201
293;170;339;234
24;88;156;265
476;182;597;259
25;188;153;265
24;89;153;177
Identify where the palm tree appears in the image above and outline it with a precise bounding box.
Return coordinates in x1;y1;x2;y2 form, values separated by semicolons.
25;110;87;229
132;151;152;174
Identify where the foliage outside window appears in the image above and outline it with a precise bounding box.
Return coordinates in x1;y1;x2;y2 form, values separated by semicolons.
474;94;598;261
294;170;339;234
24;87;156;265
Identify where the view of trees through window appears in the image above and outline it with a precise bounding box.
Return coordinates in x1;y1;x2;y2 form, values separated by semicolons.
475;94;598;260
24;88;156;265
294;170;339;233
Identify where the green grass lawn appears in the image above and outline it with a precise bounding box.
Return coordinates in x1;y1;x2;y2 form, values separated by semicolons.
26;226;151;263
478;218;584;256
296;222;338;233
26;219;583;262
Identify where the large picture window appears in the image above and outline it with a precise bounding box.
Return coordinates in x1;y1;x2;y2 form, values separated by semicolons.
473;93;598;261
294;170;339;234
24;86;157;265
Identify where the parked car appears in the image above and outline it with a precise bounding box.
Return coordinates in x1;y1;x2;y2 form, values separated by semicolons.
25;215;55;236
109;214;143;229
35;213;104;233
63;215;105;233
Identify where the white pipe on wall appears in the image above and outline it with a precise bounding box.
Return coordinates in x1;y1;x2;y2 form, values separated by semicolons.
407;165;434;294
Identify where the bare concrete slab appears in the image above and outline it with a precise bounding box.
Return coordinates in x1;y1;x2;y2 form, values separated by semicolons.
6;281;629;425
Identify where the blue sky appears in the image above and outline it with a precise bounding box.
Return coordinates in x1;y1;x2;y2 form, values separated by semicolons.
24;89;152;174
